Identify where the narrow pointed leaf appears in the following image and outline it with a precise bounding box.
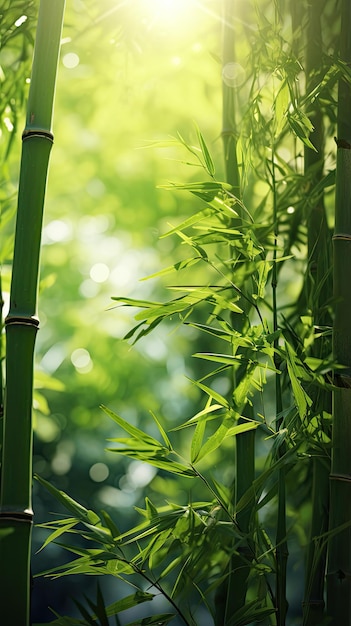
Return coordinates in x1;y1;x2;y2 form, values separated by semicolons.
101;405;164;448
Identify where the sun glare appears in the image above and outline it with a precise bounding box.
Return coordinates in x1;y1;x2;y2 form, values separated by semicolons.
142;0;190;27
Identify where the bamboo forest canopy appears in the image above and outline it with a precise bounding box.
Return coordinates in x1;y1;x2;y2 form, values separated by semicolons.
0;0;347;624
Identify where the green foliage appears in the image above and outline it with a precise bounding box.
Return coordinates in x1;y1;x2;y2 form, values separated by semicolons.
0;0;345;624
36;112;335;622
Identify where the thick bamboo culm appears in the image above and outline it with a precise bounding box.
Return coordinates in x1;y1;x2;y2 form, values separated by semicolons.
327;0;351;623
0;2;65;624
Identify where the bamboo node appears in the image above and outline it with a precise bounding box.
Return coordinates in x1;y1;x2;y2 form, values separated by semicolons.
334;136;351;149
333;372;351;388
0;509;33;523
5;315;39;328
302;600;325;608
329;472;351;483
326;569;351;580
22;128;54;142
332;233;351;241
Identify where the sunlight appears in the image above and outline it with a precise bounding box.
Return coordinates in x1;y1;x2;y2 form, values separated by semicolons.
142;0;190;27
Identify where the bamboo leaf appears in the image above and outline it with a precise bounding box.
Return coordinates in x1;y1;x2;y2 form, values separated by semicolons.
103;592;154;616
140;256;202;280
159;207;215;237
145;497;159;520
74;597;97;626
101;405;164;448
160;555;183;579
125;614;176;625
195;420;259;463
287;111;317;151
226;600;276;625
235;448;297;514
100;511;121;539
160;180;231;203
285;343;312;418
171;403;224;431
148;529;173;568
111;296;162;309
187;378;230;407
33;617;83;626
35;475;101;525
190;415;207;463
274;79;289;136
107;449;196;477
37;520;78;552
195;125;215;176
149;411;172;450
171;555;192;598
194;352;279;373
225;420;260;438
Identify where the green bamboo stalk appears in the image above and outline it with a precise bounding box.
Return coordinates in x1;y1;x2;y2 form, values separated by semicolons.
221;0;240;195
290;0;303;58
0;274;4;474
302;3;331;625
0;2;65;624
326;0;351;622
214;2;256;624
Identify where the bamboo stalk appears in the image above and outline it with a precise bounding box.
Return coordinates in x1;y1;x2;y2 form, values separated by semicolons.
214;2;256;623
221;0;240;195
0;274;4;461
302;3;331;625
326;0;351;623
0;2;65;624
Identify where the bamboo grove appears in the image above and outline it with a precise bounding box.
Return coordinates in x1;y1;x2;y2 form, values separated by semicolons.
1;0;351;625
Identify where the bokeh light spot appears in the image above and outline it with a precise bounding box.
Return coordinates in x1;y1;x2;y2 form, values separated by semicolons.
71;348;92;373
89;463;109;482
90;262;110;283
51;451;72;475
63;52;80;69
43;219;72;243
222;62;245;88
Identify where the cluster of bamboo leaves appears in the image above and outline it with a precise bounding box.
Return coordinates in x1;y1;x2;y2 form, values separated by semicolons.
33;3;351;625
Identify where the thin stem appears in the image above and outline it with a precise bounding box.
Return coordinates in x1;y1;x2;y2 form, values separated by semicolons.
117;552;193;626
192;466;239;530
